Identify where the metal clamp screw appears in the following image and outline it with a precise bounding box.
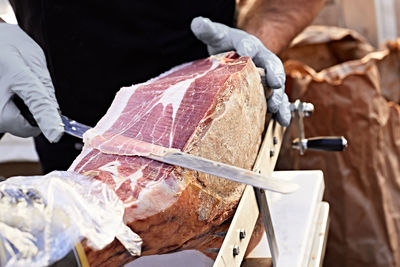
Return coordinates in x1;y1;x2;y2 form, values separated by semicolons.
239;229;246;240
233;245;240;257
273;136;278;145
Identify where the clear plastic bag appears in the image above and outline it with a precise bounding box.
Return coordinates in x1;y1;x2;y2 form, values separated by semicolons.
0;171;142;267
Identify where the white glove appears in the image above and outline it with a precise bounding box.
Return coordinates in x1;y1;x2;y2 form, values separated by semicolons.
191;17;291;126
0;23;63;142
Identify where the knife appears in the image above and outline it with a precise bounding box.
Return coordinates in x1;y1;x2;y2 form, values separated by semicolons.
12;95;91;138
13;95;298;194
292;136;347;152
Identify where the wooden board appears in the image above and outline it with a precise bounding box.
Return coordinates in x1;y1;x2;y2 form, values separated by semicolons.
213;120;285;267
312;0;399;46
373;0;398;44
308;202;330;267
213;186;260;266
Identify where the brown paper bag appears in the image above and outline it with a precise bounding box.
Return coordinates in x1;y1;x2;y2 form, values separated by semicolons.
377;40;400;104
278;26;400;267
281;25;375;72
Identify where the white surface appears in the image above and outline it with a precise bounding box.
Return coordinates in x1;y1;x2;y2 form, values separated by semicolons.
248;170;325;267
0;0;17;24
374;0;398;44
125;170;325;267
0;134;39;162
125;250;214;267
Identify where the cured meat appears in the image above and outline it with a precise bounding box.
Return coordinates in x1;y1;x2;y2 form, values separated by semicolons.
69;52;266;266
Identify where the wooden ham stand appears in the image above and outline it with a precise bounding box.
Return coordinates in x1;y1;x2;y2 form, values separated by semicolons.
212;118;284;267
212;117;330;267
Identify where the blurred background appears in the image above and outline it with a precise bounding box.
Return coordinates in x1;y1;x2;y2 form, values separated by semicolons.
312;0;398;47
1;1;400;266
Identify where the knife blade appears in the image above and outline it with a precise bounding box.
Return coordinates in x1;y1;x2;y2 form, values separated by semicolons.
12;95;91;139
146;149;298;193
61;115;91;139
14;95;298;193
61;115;297;194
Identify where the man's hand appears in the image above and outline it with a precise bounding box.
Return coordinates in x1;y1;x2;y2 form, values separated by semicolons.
0;23;63;142
237;0;325;55
191;16;291;126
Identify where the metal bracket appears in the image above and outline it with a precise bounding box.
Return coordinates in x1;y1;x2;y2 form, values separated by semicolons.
254;187;279;265
290;100;314;155
290;100;347;154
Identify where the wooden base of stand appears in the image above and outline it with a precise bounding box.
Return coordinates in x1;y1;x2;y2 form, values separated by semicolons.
214;119;329;267
213;120;285;267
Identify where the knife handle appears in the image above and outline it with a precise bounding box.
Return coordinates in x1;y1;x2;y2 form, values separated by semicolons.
306;136;347;151
12;95;38;127
307;136;347;151
0;95;36;139
293;136;347;152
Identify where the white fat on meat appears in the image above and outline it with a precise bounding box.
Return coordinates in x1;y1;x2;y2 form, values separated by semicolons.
82;61;193;139
154;59;220;147
123;175;184;221
69;146;99;172
83;58;220;154
80;157;184;221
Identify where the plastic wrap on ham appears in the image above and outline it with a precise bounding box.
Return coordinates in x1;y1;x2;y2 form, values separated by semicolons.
0;171;142;267
69;52;267;266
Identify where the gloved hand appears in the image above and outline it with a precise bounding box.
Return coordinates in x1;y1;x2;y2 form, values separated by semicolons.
191;16;291;126
0;23;63;142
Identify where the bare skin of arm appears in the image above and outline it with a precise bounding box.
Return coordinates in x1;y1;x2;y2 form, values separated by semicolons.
237;0;325;54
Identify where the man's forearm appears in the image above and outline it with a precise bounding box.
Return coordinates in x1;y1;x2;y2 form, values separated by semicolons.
237;0;325;54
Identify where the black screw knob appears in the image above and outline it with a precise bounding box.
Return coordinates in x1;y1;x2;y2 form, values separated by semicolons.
273;136;278;145
233;245;240;257
239;229;246;240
